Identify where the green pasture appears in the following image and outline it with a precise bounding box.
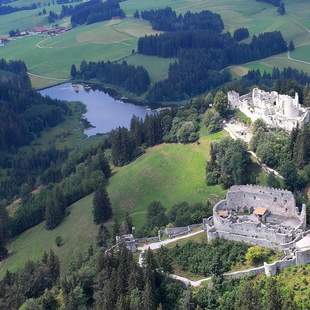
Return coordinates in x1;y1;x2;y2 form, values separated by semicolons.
0;18;159;88
108;132;227;229
124;54;175;83
291;44;310;63
0;132;226;277
244;52;310;75
0;194;97;278
1;0;309;88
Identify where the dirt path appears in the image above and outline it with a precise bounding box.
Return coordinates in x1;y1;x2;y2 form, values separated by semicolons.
224;124;284;179
138;229;205;251
36;37;53;49
28;71;68;81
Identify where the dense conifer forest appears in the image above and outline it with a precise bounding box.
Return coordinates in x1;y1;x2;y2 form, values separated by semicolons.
140;7;224;32
135;7;288;102
0;60;68;152
70;0;125;26
0;3;37;15
72;60;151;95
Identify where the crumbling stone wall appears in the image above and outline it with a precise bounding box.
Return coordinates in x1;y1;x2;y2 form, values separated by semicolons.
207;185;306;249
227;185;297;218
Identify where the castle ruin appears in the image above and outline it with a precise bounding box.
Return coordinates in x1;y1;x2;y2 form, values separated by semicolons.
204;185;307;250
228;88;310;131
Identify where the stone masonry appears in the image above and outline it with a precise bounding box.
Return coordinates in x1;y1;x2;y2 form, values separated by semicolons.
228;88;310;131
204;185;307;250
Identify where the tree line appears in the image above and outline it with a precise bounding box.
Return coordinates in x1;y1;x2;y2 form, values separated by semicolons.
0;59;71;201
71;60;151;95
139;7;224;33
0;250;60;309
70;0;125;26
0;59;69;153
0;2;37;16
138;200;213;237
0;233;184;309
9;143;112;236
110;103;204;167
206;137;252;188
136;7;288;101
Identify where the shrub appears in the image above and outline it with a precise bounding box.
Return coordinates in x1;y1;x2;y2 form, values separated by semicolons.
55;236;63;247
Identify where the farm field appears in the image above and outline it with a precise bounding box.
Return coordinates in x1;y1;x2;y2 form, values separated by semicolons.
0;194;97;278
0;0;67;35
244;52;310;75
0;0;309;88
0;18;159;89
108;132;226;230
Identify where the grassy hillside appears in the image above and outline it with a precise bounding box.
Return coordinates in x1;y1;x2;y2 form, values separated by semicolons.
108;131;226;229
0;132;226;277
0;194;97;278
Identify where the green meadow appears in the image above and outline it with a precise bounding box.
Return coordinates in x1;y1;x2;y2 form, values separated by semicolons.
0;18;159;88
108;132;226;229
0;132;226;276
124;54;175;83
0;0;309;88
0;194;97;278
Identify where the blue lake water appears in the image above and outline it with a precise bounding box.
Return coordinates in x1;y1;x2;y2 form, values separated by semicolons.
40;83;149;136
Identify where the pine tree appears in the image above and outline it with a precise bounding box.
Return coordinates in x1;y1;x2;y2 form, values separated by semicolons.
93;187;112;224
112;218;120;244
45;190;65;230
157;246;173;273
47;249;60;282
288;40;295;51
130;115;144;146
264;278;282;310
142;280;156;310
121;212;133;234
134;10;140;19
98;152;112;178
266;173;280;188
97;224;110;248
70;64;77;78
130;288;142;310
277;2;286;15
45;197;58;230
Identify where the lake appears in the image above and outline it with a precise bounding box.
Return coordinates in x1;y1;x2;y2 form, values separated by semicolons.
40;83;150;136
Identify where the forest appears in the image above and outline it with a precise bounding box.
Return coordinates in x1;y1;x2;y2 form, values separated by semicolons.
136;8;288;102
0;59;68;153
0;3;37;15
0;59;72;204
72;60;150;95
140;7;224;32
70;0;125;26
0;239;185;309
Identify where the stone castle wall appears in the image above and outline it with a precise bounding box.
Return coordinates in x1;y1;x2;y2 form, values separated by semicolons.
207;185;306;250
228;88;310;132
227;185;297;218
